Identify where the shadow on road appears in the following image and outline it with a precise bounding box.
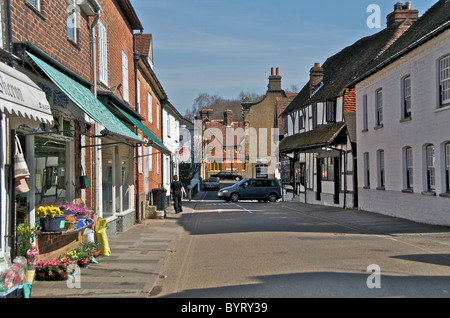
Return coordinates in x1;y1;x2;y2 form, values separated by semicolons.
155;271;450;298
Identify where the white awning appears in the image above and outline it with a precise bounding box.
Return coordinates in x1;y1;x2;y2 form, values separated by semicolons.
0;62;53;128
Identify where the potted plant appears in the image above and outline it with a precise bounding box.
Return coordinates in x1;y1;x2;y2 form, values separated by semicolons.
15;223;40;266
36;205;65;232
35;259;73;280
82;241;101;258
35;259;49;279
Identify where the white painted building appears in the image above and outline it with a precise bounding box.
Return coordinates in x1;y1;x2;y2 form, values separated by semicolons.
354;0;450;225
162;101;182;201
279;3;419;208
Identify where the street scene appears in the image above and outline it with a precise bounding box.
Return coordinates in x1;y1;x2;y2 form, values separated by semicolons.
0;0;449;301
150;183;450;298
30;180;450;299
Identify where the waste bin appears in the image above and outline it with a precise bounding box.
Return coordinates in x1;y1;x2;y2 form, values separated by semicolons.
152;188;167;212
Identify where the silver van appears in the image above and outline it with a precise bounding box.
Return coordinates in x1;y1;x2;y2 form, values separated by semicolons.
217;178;281;203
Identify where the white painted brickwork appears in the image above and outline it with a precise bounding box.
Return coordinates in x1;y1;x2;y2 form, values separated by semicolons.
356;30;450;226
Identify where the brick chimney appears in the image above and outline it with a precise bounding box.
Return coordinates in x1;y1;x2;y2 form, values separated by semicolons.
309;63;324;97
224;109;232;126
268;67;282;92
199;109;214;121
387;2;418;27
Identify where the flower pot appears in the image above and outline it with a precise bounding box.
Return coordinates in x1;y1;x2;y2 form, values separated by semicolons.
41;216;65;232
77;259;89;268
36;272;46;280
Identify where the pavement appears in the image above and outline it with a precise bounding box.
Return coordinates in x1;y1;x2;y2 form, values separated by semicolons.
30;194;450;298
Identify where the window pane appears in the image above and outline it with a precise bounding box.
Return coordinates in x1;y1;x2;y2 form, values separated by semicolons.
27;0;39;10
404;76;411;116
35;136;68;206
427;145;435;190
376;89;383;124
440;56;450;105
67;0;76;42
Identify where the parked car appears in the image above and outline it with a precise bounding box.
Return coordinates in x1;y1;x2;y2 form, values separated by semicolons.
204;177;220;190
211;171;243;181
217;178;281;202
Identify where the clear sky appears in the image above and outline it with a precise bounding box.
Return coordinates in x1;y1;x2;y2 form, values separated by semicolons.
130;0;437;116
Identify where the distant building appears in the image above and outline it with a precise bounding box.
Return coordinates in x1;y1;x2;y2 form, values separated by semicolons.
242;68;296;179
196;108;245;180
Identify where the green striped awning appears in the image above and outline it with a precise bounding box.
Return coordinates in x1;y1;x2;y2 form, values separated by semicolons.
27;52;143;143
112;103;169;154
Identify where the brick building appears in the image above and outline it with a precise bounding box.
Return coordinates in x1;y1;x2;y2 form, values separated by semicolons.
135;33;170;217
0;0;162;261
196;108;245;180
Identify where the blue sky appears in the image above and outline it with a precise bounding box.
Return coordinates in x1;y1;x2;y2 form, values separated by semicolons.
130;0;437;115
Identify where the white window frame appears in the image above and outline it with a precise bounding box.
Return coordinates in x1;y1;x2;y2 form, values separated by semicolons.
426;145;435;191
364;152;370;188
377;150;385;189
405;147;413;190
362;95;368;131
375;88;383;127
149;146;153;172
402;75;411;118
148;92;152;123
98;21;108;85
156;150;160;174
439;55;450;107
27;0;40;11
136;79;141;114
445;143;450;193
67;0;77;43
122;50;129;102
156;103;160;130
138;143;143;174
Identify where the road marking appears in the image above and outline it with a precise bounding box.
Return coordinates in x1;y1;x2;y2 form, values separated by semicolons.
236;204;253;214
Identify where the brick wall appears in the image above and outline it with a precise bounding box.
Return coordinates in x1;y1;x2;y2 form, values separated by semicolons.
36;232;82;261
96;0;136;109
343;88;356;112
10;0;92;82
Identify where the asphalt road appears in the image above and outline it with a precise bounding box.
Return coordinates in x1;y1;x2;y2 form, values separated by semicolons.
151;185;450;298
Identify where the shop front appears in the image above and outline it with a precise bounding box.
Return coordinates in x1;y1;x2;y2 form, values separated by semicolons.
0;59;54;297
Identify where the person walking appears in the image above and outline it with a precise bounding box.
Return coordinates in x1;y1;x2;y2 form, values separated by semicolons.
170;175;186;213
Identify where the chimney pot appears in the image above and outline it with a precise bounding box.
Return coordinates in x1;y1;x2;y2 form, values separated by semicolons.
271;68;274;76
310;62;324;97
387;1;418;27
276;68;279;76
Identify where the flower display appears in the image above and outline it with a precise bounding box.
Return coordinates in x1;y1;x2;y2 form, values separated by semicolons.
35;205;63;219
15;223;40;260
35;258;73;279
59;202;91;218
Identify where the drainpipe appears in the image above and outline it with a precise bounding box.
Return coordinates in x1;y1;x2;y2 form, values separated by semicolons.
4;0;13;65
133;33;141;222
90;7;102;217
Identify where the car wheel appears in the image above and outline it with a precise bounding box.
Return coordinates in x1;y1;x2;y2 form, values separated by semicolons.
268;193;278;202
230;193;240;202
